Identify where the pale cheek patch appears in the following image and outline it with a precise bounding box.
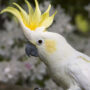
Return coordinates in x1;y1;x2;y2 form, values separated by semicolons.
45;39;56;54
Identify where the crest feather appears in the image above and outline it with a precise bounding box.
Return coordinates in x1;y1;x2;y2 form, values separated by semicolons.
1;0;57;31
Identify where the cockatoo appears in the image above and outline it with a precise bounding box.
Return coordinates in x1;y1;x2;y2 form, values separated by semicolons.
1;0;90;90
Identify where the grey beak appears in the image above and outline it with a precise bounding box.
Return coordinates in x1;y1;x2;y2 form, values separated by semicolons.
25;42;38;57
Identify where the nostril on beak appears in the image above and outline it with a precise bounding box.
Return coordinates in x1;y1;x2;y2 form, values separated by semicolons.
25;42;38;57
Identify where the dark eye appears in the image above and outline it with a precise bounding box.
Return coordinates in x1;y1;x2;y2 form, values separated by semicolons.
37;40;43;45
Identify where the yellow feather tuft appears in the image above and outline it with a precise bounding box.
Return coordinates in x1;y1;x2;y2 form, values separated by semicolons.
1;0;57;31
45;39;56;53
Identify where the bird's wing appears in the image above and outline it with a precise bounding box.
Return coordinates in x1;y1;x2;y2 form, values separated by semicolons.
68;54;90;90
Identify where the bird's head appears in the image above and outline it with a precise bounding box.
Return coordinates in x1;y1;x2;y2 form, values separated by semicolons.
24;30;67;65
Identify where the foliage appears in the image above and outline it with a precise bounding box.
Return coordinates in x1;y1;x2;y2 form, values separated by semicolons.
75;14;89;33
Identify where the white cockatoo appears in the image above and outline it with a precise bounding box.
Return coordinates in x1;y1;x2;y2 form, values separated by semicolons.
1;0;90;90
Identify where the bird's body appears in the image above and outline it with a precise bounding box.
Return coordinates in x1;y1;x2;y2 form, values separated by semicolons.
1;0;90;89
36;32;90;90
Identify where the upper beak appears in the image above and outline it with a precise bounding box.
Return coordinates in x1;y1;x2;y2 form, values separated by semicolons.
25;42;38;57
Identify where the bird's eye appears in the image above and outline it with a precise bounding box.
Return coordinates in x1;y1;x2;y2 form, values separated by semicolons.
37;39;43;45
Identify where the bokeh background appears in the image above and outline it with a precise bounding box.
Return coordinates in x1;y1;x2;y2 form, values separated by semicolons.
0;0;90;89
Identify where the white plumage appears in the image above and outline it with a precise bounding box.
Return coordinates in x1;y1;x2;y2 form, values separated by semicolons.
26;31;90;90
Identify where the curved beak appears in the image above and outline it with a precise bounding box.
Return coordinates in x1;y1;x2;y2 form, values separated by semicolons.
25;42;38;57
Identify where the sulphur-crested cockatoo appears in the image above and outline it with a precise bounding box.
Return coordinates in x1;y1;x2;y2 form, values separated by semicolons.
1;0;90;90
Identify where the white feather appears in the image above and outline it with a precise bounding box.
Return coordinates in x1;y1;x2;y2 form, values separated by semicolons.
25;31;90;90
68;52;90;90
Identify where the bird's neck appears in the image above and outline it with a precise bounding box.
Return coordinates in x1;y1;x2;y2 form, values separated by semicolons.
57;43;76;61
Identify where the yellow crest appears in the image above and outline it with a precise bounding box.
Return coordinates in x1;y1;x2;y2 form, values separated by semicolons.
1;0;57;31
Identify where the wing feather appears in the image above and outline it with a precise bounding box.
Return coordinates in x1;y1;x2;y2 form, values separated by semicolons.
68;54;90;90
